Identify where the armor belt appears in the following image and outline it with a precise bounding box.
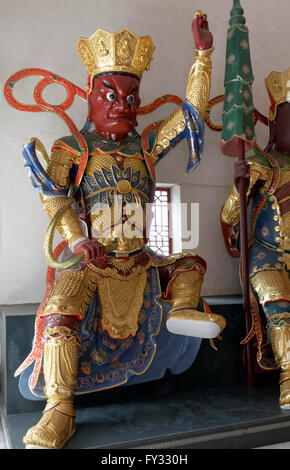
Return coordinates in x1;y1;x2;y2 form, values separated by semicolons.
41;252;193;340
42;251;153;340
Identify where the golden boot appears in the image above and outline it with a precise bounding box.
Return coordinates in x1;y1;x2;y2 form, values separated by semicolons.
268;313;290;409
166;263;226;339
23;326;80;449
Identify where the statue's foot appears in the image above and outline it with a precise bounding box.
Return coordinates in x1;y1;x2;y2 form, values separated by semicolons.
23;401;76;449
280;379;290;410
166;308;226;339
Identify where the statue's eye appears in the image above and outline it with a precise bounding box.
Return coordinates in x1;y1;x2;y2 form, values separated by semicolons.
106;92;116;102
127;94;135;104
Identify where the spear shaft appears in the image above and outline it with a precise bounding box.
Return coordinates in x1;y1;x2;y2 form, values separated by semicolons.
236;140;254;388
220;0;256;388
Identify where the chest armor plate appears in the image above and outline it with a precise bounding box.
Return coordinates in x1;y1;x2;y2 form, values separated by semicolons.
80;151;152;243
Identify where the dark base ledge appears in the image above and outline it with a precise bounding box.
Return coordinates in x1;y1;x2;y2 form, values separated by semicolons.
2;384;290;449
1;296;289;449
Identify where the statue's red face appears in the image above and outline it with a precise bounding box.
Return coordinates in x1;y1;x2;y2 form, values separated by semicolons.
87;74;141;141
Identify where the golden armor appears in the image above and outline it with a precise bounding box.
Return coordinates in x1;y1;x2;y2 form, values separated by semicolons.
221;155;290;307
268;313;290;408
165;259;226;338
23;326;79;449
265;68;290;121
221;68;290;407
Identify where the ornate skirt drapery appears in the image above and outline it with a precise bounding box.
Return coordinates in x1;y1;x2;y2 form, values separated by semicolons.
18;264;206;399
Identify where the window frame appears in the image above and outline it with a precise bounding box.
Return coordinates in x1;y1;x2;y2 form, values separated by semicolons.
147;186;173;256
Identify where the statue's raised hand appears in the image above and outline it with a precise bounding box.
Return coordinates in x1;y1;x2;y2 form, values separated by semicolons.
192;11;213;50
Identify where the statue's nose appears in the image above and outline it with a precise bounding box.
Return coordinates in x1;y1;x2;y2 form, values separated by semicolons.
115;97;130;112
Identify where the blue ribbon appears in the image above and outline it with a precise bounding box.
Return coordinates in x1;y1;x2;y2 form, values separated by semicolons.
23;140;68;197
182;100;204;174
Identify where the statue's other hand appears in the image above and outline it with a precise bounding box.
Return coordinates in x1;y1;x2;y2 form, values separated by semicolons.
73;239;105;263
234;160;250;193
191;11;213;50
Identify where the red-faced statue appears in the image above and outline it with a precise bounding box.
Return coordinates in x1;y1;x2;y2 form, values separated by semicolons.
87;73;141;142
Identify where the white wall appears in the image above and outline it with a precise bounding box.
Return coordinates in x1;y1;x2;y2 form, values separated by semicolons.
1;0;289;303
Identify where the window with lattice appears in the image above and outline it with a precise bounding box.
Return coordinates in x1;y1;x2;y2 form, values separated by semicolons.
147;187;172;256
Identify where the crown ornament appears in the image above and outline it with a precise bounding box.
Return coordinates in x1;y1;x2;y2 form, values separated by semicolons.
77;28;155;93
265;68;290;120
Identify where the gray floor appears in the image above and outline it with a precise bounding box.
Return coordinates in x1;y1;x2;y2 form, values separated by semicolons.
2;301;290;450
0;417;7;449
0;413;290;449
0;392;290;450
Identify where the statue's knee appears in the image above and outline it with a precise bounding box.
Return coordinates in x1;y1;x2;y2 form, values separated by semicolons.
250;270;290;306
158;254;206;294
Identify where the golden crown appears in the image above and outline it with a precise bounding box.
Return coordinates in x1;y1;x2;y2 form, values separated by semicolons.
77;28;155;93
265;68;290;120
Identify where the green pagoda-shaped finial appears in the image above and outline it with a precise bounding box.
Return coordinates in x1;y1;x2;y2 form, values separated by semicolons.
220;0;255;157
229;0;246;26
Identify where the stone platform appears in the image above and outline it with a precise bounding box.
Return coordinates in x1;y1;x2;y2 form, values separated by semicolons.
1;297;289;449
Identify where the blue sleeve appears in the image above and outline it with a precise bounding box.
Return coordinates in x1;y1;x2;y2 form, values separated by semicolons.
156;100;204;174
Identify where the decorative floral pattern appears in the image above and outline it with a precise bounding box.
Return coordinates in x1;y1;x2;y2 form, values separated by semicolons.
245;126;252;137
242;64;250;75
73;266;163;393
91;348;108;365
227;54;235;65
80;362;91;375
256;251;266;260
240;40;249;50
27;267;204;398
261;226;270;237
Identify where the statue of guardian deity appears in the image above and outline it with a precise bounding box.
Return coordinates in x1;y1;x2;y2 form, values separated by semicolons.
221;68;290;410
6;11;226;449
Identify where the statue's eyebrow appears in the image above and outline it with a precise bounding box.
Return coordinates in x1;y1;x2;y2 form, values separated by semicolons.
102;80;116;92
102;80;139;94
